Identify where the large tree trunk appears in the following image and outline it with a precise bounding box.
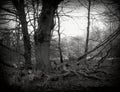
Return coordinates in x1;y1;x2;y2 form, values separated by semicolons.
34;0;62;73
34;5;55;73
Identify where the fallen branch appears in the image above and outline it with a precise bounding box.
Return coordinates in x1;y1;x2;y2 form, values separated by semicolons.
77;71;102;81
36;68;104;87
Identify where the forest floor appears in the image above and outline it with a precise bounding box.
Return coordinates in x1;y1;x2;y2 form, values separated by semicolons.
0;59;120;92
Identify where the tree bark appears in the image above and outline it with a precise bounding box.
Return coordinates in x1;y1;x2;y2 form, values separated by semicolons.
34;0;62;73
12;0;32;69
19;11;32;69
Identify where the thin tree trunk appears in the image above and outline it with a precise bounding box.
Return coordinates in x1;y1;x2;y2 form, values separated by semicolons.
84;0;91;65
12;0;32;69
58;38;64;63
19;13;32;69
16;21;21;62
57;12;63;63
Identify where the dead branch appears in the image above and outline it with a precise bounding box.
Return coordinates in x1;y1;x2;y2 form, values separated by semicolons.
77;26;120;61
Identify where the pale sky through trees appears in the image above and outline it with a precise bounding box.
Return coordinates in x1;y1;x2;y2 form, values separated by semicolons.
7;0;118;39
56;4;109;38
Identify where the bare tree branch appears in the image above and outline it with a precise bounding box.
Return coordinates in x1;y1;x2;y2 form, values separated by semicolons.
77;25;120;61
0;6;17;15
